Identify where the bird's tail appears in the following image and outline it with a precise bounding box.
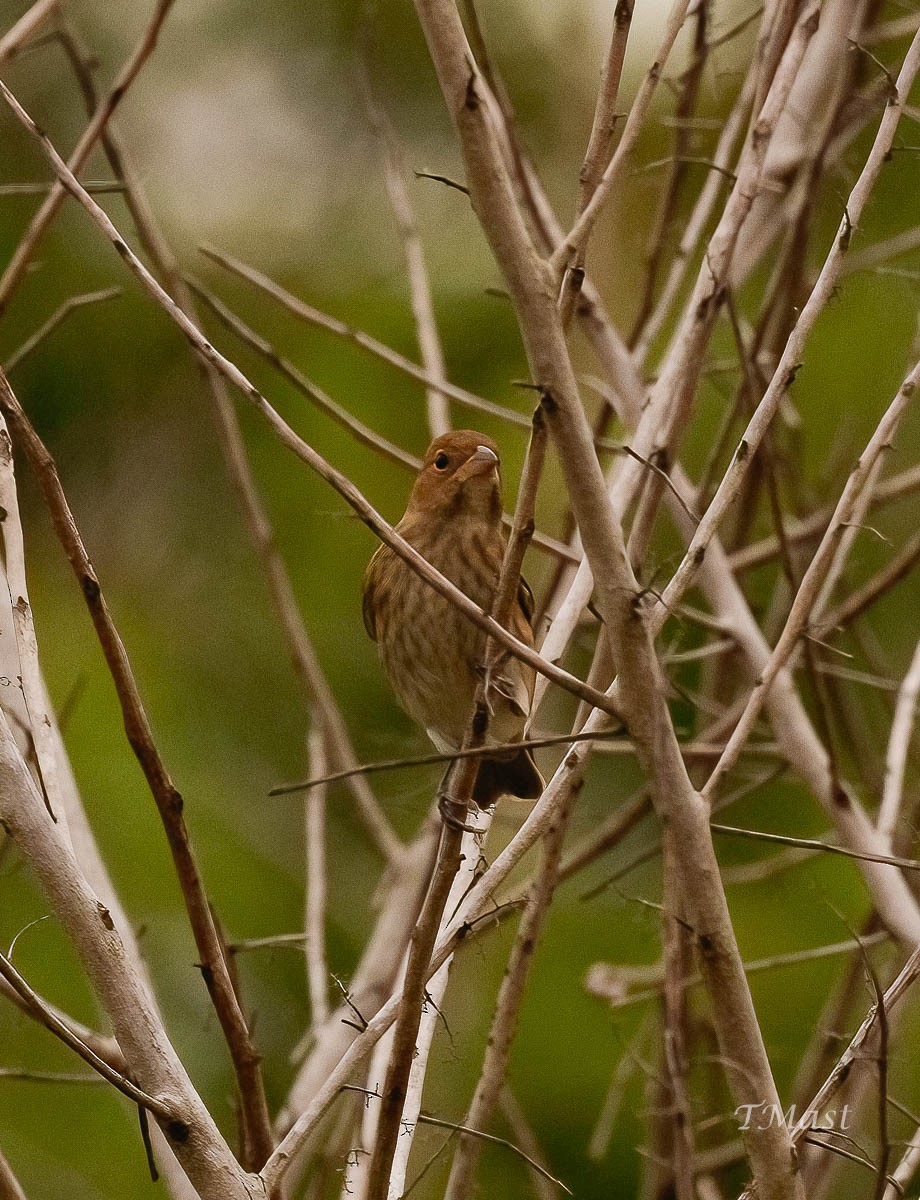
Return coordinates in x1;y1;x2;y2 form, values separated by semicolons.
472;747;544;809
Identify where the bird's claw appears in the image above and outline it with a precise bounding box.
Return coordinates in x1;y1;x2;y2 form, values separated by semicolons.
437;793;479;833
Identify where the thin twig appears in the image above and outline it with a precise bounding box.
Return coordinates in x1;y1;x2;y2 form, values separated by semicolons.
0;1069;105;1084
0;949;173;1121
3;288;121;373
588;932;890;1012
814;530;920;639
711;823;920;873
269;727;633;796
417;1112;571;1194
0;180;124;197
199;244;531;430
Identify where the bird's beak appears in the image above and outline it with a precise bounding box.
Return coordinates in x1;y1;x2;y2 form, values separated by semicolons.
464;444;499;478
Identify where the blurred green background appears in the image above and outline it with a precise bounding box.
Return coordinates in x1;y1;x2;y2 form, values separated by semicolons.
1;1;920;1196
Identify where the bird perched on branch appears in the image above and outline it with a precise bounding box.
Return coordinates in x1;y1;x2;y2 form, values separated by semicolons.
362;429;544;811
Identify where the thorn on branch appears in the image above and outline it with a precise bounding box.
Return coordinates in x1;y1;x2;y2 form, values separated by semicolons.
80;573;101;602
167;1119;190;1144
464;67;479;111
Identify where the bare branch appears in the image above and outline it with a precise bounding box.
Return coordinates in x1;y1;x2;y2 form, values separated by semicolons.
2;288;121;373
443;769;575;1198
551;0;693;273
0;948;172;1120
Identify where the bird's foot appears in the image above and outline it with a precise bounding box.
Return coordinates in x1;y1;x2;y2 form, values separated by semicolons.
437;793;479;833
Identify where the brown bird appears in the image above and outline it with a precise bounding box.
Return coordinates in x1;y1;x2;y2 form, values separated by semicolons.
362;430;544;811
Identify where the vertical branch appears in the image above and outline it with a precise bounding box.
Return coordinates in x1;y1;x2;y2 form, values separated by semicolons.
558;0;636;326
550;0;694;274
576;0;634;215
363;822;466;1199
383;812;491;1199
0;416;64;820
658;833;695;1200
629;1;708;346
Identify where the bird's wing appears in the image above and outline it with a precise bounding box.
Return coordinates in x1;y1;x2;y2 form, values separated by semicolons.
361;548;383;641
487;574;537;721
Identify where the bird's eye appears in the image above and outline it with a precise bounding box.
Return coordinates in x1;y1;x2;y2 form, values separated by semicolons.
434;452;450;470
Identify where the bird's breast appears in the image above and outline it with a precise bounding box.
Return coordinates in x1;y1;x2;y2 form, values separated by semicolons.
369;521;507;745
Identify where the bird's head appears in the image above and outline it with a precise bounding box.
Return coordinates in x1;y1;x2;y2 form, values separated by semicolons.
404;430;502;525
